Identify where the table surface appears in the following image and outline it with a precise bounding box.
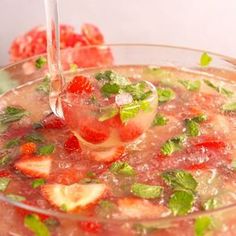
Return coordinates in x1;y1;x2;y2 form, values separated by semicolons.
0;0;236;66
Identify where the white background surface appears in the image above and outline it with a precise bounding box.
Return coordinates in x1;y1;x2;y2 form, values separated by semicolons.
0;0;236;65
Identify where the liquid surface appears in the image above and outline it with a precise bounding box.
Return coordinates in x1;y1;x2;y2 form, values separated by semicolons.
1;65;236;235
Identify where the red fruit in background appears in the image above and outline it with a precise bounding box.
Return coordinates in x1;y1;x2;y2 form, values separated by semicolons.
66;76;92;94
64;135;81;153
0;170;11;177
119;123;143;142
79;117;110;144
41;113;66;129
20;142;37;155
105;115;123;128
81;24;104;45
79;221;102;234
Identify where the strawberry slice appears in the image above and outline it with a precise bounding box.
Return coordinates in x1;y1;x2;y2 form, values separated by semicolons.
15;156;52;178
119;123;143;142
66;76;92;94
41;113;66;129
117;198;169;219
64;135;81;153
81;23;104;45
20;142;37;155
79;221;102;234
90;146;125;163
41;183;106;211
78;117;110;144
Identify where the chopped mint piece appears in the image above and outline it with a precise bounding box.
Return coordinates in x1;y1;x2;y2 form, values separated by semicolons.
161;170;198;193
69;63;78;72
110;161;135;176
101;83;120;96
25;133;44;143
194;216;213;236
98;106;119;122
203;198;218;210
36;76;50;94
86;171;96;178
60;204;68;212
178;80;201;91
0;106;28;125
144;67;172;78
185;119;200;137
0;177;10;191
7;194;26;202
24;214;50;236
35;57;47;69
0;155;11;167
5;138;20;148
120;100;151;123
157;88;175;103
191;114;208;123
131;183;163;199
222;102;236;112
95;70;114;81
152;114;168;126
204;79;233;97
168;190;195;216
99;200;115;210
38;144;55;155
200;52;212;67
32;178;45;188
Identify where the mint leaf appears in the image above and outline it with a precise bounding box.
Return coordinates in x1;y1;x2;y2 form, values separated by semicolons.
25;133;44;143
95;70;113;81
0;177;10;191
110;161;135;176
98;106;119;122
144;67;172;78
69;63;78;72
7;194;26;202
157;88;175;103
0;155;11;167
101;83;120;96
204;79;233;97
5;138;20;148
185;119;200;137
203;198;218;210
36;76;50;94
35;57;47;69
152;114;168;126
168;190;195;216
32;178;45;188
194;216;213;236
191;114;208;123
38;144;55;155
0;106;28;124
222;102;236;112
120;100;151;123
161;170;197;193
24;214;50;236
131;183;163;199
200;53;212;67
178;80;201;91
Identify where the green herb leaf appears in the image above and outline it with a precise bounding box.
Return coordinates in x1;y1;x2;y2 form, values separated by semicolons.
60;204;68;212
120;100;151;123
131;183;163;199
101;83;120;96
95;70;113;81
5;138;20;148
36;76;50;95
98;106;119;122
0;106;28;125
191;114;208;123
144;67;172;78
203;198;218;210
69;63;78;72
162;170;198;193
24;214;50;236
0;155;11;167
194;216;213;236
32;178;46;188
157;88;175;103
178;80;201;91
35;57;47;69
204;79;233;97
25;133;44;143
152;114;168;126
7;194;26;202
185;119;200;137
222;102;236;112
0;177;10;191
168;190;195;216
38;144;55;155
110;161;135;176
200;52;212;67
